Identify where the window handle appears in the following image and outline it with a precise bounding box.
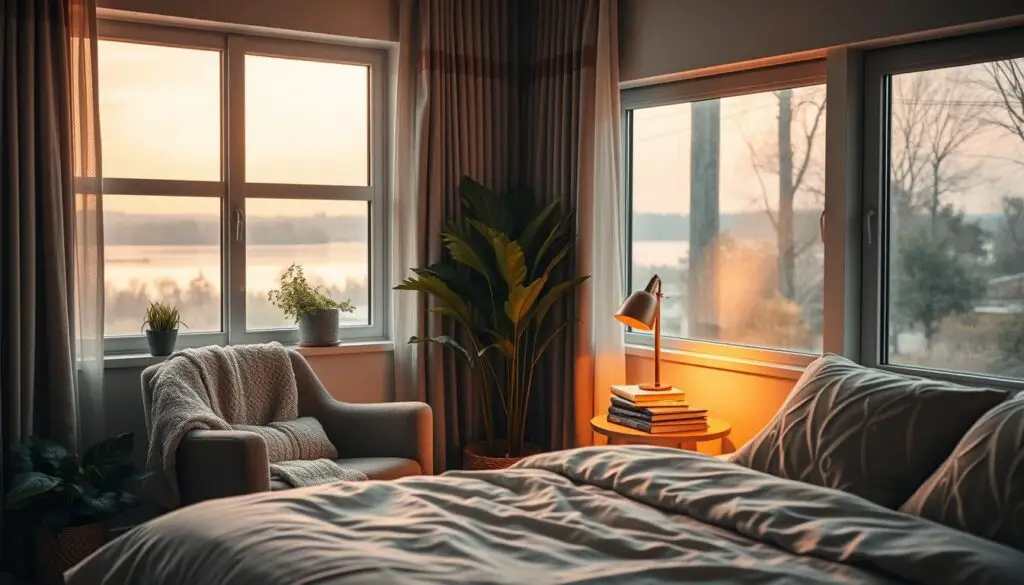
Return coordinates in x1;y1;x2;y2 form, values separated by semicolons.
235;207;245;242
864;209;876;246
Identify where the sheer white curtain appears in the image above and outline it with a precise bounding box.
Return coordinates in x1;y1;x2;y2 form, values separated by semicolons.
574;0;626;445
70;0;105;447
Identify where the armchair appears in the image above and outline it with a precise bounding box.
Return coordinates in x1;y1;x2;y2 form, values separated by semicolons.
142;349;432;506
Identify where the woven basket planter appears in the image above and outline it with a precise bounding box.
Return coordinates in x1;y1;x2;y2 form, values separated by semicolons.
463;441;541;471
35;523;107;585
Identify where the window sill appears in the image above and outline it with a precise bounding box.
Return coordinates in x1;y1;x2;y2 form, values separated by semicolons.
104;340;394;370
625;344;808;381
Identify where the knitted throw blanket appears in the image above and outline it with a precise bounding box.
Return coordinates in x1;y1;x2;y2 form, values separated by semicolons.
143;342;364;506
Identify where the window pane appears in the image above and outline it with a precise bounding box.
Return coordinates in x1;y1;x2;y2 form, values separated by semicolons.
98;41;221;181
886;59;1024;378
245;55;369;186
104;195;221;336
245;199;369;330
630;84;827;353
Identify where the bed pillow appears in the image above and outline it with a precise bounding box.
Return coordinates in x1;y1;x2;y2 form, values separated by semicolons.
900;394;1024;551
731;354;1007;508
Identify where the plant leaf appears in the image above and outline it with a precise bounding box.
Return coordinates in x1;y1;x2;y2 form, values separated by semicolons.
83;492;120;517
5;472;61;510
441;223;494;284
532;320;578;368
459;176;513;234
518;199;559;258
409;335;473;366
469;221;526;288
11;443;32;474
28;437;68;474
395;275;472;326
532;276;590;328
83;432;134;470
505;277;547;325
532;212;574;276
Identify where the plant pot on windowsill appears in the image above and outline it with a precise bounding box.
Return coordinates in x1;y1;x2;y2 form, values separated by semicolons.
298;308;340;347
463;440;541;471
145;328;178;356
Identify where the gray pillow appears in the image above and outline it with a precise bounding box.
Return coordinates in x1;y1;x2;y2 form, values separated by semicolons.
900;394;1024;551
732;354;1007;508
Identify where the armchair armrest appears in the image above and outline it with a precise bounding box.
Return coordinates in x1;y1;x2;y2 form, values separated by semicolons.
318;401;433;475
176;429;270;505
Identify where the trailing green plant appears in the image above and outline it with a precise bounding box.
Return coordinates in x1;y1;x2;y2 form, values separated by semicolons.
4;433;153;532
395;177;588;457
267;263;355;322
141;300;186;332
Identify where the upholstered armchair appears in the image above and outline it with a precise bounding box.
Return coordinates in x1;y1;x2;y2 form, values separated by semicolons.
142;349;432;506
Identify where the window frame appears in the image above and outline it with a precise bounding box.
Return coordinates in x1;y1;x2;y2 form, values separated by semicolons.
99;20;389;355
621;60;828;367
861;26;1024;390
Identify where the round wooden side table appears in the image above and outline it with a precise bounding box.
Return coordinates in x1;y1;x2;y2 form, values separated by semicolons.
590;415;731;451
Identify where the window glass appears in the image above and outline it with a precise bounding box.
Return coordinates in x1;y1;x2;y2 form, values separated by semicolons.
886;59;1024;377
630;84;827;353
245;55;369;186
104;195;221;336
98;41;221;181
245;199;369;330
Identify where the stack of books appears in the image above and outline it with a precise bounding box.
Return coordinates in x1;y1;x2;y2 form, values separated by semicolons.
607;384;708;434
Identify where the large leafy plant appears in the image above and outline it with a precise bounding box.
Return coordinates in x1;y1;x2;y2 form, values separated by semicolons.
5;433;152;532
396;177;588;457
267;263;355;322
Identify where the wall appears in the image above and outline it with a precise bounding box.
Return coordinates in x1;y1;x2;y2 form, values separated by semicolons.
620;0;1024;84
622;355;795;455
97;0;398;41
104;349;395;466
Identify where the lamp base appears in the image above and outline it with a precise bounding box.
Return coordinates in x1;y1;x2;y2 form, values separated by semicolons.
638;382;674;391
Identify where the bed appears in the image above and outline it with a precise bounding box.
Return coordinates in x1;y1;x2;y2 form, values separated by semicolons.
66;446;1024;585
68;355;1024;584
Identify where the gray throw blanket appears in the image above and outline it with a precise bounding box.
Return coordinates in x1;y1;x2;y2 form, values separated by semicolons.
143;342;365;507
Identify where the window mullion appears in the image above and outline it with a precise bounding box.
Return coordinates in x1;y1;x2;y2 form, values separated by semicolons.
226;35;246;345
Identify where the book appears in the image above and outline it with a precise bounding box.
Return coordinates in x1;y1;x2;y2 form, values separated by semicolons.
610;395;692;414
607;413;708;434
611;384;685;405
608;405;707;424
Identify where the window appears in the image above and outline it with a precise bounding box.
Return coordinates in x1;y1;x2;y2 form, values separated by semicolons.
865;28;1024;381
99;22;387;353
623;62;827;357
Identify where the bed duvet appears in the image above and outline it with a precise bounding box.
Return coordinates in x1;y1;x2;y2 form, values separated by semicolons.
66;446;1024;584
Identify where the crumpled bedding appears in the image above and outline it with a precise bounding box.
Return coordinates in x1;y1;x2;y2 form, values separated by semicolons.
66;446;1024;585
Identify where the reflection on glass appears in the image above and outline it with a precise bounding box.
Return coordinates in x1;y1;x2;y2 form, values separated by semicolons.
103;195;221;336
887;59;1024;378
245;199;369;330
630;84;827;353
245;55;369;186
98;41;221;181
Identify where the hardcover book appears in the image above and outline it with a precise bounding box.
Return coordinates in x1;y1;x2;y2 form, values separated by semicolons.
608;405;707;423
611;384;685;404
607;413;708;434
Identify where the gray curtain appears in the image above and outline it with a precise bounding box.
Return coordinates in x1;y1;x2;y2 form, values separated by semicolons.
395;0;619;470
1;0;100;573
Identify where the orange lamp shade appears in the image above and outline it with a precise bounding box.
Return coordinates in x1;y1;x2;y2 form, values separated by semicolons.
614;289;658;331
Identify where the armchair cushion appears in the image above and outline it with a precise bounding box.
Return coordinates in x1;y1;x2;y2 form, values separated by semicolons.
269;457;421;490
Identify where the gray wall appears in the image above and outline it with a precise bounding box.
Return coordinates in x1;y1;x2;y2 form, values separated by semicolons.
620;0;1024;84
98;0;398;41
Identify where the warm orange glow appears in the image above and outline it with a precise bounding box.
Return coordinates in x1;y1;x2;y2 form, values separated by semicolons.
615;314;652;331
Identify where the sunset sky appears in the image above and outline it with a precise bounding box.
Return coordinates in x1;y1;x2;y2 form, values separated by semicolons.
98;40;369;218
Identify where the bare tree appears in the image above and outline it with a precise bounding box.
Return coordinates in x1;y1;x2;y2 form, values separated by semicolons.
891;70;985;238
980;59;1024;150
746;87;827;301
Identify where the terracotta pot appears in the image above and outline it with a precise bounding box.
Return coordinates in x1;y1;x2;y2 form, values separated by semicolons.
463;440;541;470
35;523;107;585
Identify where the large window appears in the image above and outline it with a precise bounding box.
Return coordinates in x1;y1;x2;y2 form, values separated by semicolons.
99;22;387;353
624;62;827;356
865;29;1024;381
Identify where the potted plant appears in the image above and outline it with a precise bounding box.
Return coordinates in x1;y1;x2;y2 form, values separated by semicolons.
5;433;152;584
267;264;355;346
141;301;185;356
396;177;588;469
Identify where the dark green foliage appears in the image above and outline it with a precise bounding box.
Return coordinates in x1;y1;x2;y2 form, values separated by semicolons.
267;263;355;322
395;177;588;457
5;433;152;532
895;229;986;348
